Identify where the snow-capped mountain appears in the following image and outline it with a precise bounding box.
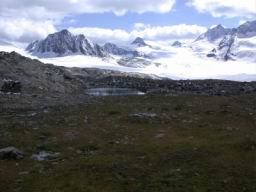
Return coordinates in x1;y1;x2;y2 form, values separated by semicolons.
172;41;182;47
5;20;255;81
192;21;256;62
131;37;148;47
103;42;141;57
237;20;256;38
26;29;108;58
195;24;231;42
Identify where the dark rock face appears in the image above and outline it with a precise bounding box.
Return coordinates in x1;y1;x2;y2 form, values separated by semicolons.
172;41;182;47
207;48;217;58
117;57;153;68
0;147;24;160
26;30;107;58
1;80;21;93
237;20;256;38
206;53;216;58
218;34;236;61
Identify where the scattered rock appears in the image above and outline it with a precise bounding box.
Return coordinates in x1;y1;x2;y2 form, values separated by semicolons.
18;171;30;176
84;115;89;123
28;112;38;117
130;113;157;119
1;80;21;93
77;145;99;156
32;151;59;161
155;133;165;139
0;147;24;160
64;131;79;140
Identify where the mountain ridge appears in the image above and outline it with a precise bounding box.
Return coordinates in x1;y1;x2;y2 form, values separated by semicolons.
26;29;108;58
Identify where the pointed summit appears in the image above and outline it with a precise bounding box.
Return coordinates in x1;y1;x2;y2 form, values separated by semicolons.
131;37;148;47
172;41;182;47
48;29;73;39
196;24;231;42
59;29;71;34
237;20;256;38
215;24;225;29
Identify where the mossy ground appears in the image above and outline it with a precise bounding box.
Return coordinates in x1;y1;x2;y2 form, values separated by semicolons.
0;94;256;192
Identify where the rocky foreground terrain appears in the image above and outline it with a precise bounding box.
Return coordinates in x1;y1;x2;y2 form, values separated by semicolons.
0;51;256;108
0;51;256;192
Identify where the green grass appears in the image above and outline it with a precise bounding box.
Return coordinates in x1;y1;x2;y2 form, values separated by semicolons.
0;94;256;192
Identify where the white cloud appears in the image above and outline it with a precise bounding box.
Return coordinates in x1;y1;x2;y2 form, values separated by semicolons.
134;23;151;30
187;0;256;19
0;0;176;43
0;0;176;18
69;24;207;44
133;24;207;40
69;27;131;44
0;18;56;43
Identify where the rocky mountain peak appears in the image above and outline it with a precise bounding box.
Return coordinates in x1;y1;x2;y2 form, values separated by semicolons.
215;24;225;30
103;42;141;57
26;29;107;58
131;37;148;47
172;41;182;47
59;29;71;35
196;24;231;42
237;20;256;38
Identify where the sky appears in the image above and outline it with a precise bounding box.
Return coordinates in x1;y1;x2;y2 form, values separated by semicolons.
0;0;256;45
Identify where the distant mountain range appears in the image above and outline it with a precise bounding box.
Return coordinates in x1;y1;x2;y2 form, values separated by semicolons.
26;20;256;63
26;29;149;59
19;20;256;81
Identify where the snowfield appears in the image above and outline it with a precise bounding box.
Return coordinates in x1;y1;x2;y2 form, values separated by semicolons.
0;41;255;82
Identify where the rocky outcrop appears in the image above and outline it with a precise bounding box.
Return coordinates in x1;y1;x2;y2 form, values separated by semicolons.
217;34;236;61
117;57;155;68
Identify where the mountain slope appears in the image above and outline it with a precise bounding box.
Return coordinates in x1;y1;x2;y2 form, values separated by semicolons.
103;42;141;57
26;30;108;58
192;21;256;62
131;37;149;47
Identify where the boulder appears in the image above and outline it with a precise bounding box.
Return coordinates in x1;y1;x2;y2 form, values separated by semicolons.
0;147;24;160
32;151;59;161
130;113;157;119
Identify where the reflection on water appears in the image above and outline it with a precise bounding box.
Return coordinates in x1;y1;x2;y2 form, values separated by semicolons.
86;88;145;96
